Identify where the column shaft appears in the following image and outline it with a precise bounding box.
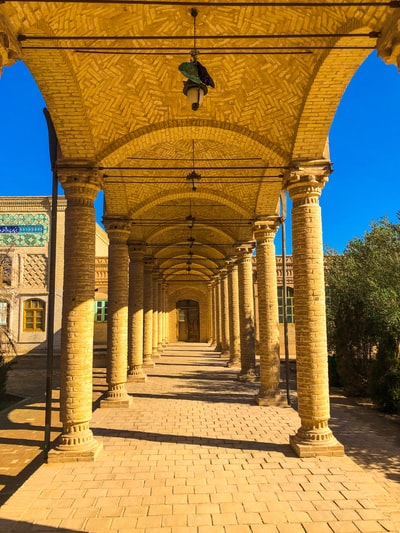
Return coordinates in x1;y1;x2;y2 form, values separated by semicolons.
101;223;132;408
227;260;241;367
207;283;214;344
237;244;256;381
287;163;344;456
211;281;218;348
254;221;284;405
143;258;155;367
49;170;102;461
214;276;222;352
128;244;147;382
158;277;164;352
152;270;160;358
220;269;230;357
162;281;169;345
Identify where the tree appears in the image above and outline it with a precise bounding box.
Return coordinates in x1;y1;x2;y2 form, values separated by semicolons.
325;217;400;413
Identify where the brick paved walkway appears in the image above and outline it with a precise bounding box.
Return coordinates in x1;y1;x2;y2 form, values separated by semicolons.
0;343;399;532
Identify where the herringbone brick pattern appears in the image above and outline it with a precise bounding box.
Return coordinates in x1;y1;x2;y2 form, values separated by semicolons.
2;2;394;251
1;343;399;532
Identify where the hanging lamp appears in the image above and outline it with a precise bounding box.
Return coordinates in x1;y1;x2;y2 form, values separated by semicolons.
178;8;215;111
186;140;201;191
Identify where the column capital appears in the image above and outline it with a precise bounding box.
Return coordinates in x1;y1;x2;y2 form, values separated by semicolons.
104;219;132;243
128;241;146;260
253;217;281;243
377;11;400;69
225;256;238;272
143;255;154;270
235;241;255;259
213;272;221;283
0;23;20;70
58;160;102;203
284;159;331;206
219;267;229;279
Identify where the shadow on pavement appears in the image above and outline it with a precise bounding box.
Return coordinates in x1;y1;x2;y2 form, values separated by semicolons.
0;518;81;532
92;426;297;456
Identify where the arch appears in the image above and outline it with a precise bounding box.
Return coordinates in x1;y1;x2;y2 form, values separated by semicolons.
175;299;200;342
144;223;237;246
21;47;96;159
131;190;252;220
293;27;375;160
98;120;289;168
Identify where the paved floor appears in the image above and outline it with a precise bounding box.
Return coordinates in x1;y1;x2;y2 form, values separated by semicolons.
0;343;399;532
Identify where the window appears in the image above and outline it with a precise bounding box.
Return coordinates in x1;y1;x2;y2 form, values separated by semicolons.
277;286;295;324
23;299;45;332
0;301;8;326
94;300;108;322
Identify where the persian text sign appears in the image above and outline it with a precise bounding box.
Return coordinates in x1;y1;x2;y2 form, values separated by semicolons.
0;225;44;234
0;214;49;247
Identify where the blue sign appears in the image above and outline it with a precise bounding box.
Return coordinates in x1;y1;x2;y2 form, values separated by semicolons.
0;225;44;234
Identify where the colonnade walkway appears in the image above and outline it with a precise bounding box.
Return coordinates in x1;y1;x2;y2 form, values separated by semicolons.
1;343;400;532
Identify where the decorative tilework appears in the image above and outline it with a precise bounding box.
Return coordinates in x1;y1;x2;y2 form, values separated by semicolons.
0;214;49;247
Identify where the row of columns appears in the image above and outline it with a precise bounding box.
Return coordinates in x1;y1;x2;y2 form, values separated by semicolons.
48;169;170;460
208;164;344;457
49;160;344;461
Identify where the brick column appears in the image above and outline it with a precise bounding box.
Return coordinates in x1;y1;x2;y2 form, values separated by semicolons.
236;243;256;381
49;166;102;461
143;257;155;367
214;275;222;352
158;275;164;352
286;161;344;457
220;268;230;357
162;280;169;345
207;283;214;344
127;243;147;382
100;221;132;408
254;219;284;405
152;268;160;359
211;280;218;348
227;259;241;367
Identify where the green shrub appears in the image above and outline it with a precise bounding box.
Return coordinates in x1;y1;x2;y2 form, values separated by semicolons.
369;336;400;414
328;355;342;387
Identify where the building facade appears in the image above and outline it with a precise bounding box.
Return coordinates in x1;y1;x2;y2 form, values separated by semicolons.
0;196;108;359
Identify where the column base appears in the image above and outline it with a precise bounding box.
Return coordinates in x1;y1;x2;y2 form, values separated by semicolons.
238;369;257;382
290;429;345;457
157;344;164;353
256;389;288;406
100;396;133;408
127;366;147;382
226;359;240;368
143;358;155;368
152;349;161;359
220;349;230;358
214;342;222;352
48;437;103;463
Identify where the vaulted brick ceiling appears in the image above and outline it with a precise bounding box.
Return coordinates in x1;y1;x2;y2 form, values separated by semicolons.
1;1;395;281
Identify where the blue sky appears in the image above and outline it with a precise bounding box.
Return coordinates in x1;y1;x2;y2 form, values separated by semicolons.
1;52;399;254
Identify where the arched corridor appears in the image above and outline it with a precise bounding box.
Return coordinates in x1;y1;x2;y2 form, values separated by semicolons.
0;342;399;531
2;1;400;461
